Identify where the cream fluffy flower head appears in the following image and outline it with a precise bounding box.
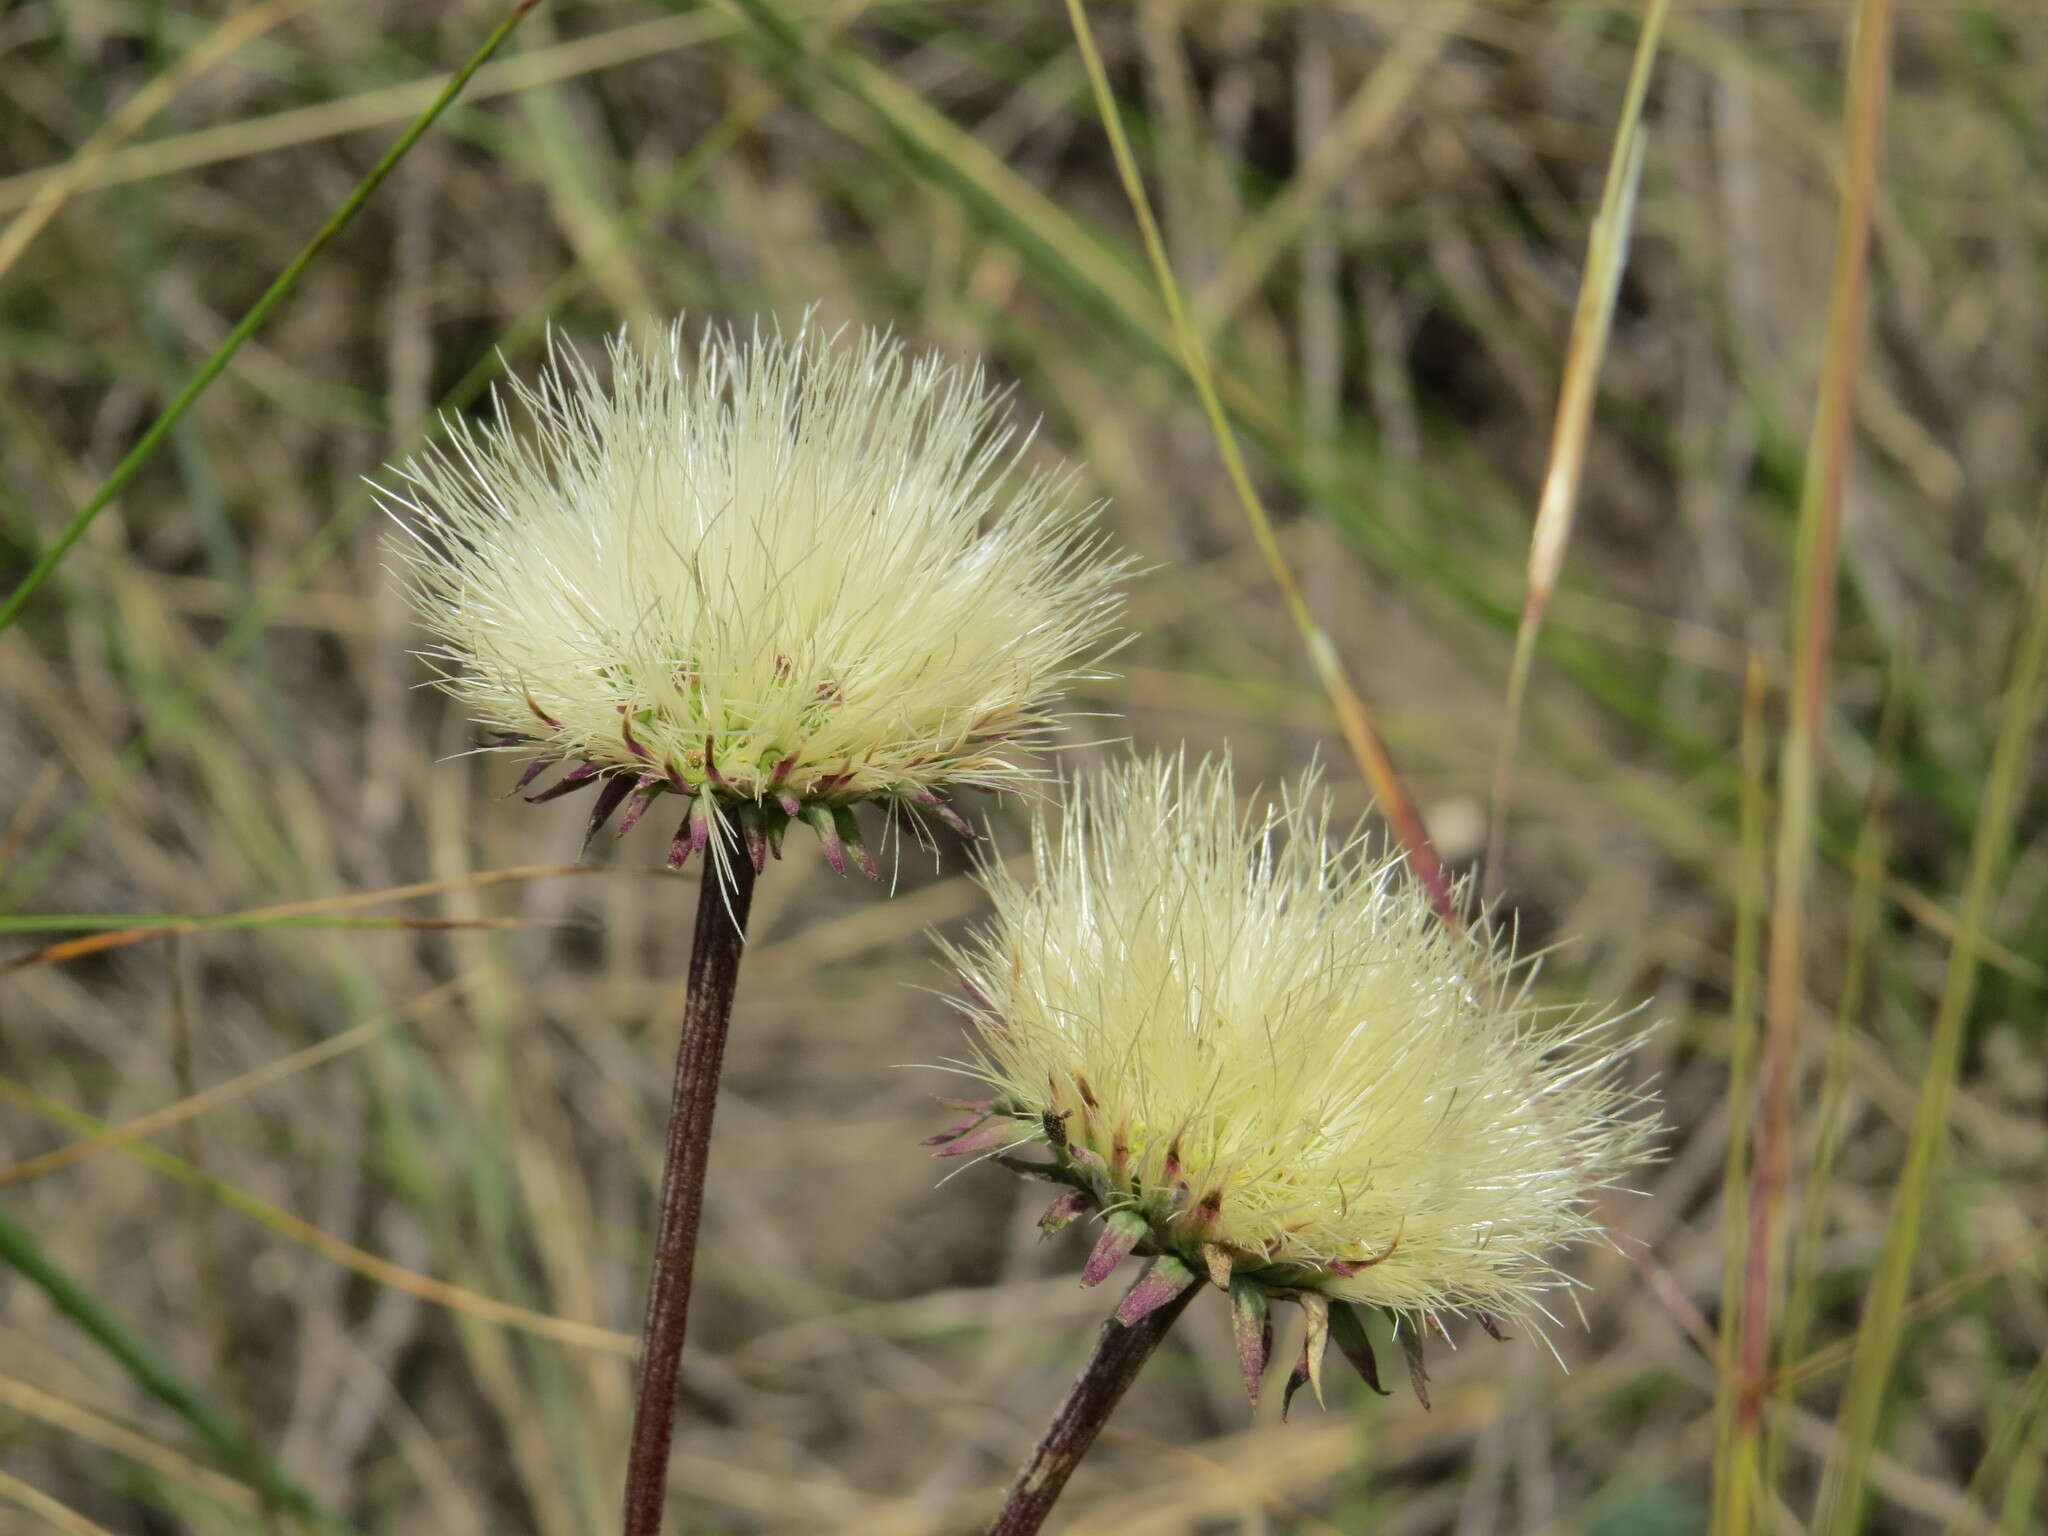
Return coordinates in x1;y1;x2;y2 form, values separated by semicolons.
929;751;1653;1409
383;319;1128;876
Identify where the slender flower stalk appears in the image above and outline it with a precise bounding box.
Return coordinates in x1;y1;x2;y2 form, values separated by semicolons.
928;752;1655;1534
384;318;1127;1535
985;1264;1200;1536
621;850;755;1536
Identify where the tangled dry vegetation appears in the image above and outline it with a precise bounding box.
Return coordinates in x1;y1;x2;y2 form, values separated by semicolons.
1;3;2043;1533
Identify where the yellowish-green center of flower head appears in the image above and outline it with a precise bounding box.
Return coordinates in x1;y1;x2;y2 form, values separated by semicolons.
929;751;1654;1411
381;319;1129;878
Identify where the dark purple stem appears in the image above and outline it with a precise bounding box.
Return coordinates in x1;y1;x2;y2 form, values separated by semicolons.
984;1271;1200;1536
621;853;758;1536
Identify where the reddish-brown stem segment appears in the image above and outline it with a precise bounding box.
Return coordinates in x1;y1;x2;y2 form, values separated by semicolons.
984;1270;1200;1536
621;854;758;1536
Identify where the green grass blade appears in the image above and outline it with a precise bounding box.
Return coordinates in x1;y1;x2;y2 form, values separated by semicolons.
0;1208;348;1532
1941;1348;2048;1536
1710;658;1770;1536
1813;511;2048;1530
0;0;541;638
1997;1385;2048;1536
1768;650;1908;1492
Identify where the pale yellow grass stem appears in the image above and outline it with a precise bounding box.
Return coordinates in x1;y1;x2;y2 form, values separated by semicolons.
1737;6;1893;1522
0;1468;121;1536
0;0;324;282
1481;0;1667;908
0;8;750;215
1062;0;1454;923
0;1374;257;1515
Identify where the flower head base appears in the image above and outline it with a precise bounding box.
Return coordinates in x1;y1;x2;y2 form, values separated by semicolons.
384;320;1128;878
929;752;1653;1412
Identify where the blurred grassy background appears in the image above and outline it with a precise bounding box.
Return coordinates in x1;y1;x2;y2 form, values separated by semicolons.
2;1;2045;1532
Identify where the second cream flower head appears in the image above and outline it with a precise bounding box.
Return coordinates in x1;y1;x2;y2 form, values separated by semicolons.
933;751;1653;1407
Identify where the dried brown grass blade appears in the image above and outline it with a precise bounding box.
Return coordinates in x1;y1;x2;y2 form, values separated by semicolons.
0;976;471;1188
0;1076;635;1355
0;0;323;282
0;863;599;974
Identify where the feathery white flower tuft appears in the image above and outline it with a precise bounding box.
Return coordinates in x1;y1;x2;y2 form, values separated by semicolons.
382;319;1129;875
930;751;1654;1406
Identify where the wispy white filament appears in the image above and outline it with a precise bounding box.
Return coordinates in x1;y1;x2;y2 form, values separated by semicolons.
947;752;1654;1324
383;320;1128;806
